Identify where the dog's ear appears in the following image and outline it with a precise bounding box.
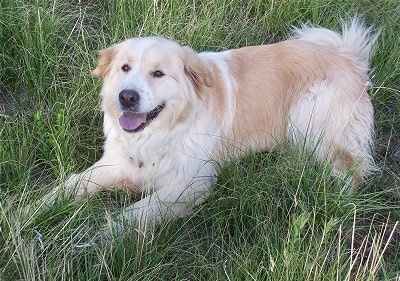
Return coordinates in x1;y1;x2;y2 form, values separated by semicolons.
182;46;213;93
91;46;115;77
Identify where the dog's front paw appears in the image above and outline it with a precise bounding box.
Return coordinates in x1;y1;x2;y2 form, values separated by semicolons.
100;216;125;241
65;173;87;198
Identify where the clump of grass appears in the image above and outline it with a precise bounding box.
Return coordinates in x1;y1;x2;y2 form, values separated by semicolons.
1;0;399;280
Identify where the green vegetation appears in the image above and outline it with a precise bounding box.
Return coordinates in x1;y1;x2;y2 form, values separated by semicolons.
1;0;399;280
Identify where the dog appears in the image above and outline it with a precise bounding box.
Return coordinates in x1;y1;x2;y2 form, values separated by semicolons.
39;18;377;228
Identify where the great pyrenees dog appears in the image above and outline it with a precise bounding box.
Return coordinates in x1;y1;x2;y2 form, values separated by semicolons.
38;19;377;228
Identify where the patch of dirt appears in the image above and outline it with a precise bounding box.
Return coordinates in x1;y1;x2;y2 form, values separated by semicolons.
376;126;400;189
0;84;30;117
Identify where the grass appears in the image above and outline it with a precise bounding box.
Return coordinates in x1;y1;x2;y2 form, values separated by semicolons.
1;0;399;280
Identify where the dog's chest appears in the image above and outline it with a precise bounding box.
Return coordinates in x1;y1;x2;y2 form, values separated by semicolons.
123;133;213;189
124;139;176;181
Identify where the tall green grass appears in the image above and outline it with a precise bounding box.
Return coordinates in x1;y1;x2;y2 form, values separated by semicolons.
1;0;399;280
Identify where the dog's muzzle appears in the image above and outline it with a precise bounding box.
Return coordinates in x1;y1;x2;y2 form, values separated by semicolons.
118;90;165;133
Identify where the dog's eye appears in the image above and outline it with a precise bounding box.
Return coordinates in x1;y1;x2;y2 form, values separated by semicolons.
152;70;165;78
121;64;130;72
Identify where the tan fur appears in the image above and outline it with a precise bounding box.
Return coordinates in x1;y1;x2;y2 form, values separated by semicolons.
182;46;214;93
91;47;115;77
211;41;372;170
33;21;376;227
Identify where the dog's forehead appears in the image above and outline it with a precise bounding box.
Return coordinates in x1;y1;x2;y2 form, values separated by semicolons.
117;37;182;64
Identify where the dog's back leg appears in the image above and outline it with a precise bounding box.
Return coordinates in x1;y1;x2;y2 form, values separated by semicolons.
287;80;375;191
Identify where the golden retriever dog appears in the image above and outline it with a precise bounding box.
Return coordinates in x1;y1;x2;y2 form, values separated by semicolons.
39;19;377;229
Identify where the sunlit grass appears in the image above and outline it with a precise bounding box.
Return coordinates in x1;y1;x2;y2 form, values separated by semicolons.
0;0;399;280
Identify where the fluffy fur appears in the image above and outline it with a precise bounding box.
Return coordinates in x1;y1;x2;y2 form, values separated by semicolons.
42;19;378;227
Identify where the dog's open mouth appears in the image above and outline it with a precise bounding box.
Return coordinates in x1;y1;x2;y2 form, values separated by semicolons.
119;104;165;133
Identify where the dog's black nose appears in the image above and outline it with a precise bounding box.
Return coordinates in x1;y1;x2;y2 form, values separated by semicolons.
119;89;140;109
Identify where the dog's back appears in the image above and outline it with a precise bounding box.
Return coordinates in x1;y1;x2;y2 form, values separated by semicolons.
208;18;378;189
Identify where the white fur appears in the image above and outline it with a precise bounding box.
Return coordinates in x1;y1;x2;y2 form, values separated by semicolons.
290;18;377;177
35;19;377;230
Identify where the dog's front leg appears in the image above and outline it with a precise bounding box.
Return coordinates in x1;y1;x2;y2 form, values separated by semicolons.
112;164;216;229
120;182;211;224
27;155;128;213
65;158;128;199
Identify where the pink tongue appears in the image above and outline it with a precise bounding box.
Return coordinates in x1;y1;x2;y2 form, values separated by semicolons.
119;112;147;131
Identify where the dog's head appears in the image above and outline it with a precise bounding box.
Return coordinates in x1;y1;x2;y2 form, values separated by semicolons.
92;36;213;133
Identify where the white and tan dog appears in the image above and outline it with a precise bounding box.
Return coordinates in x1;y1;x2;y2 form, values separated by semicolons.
41;19;377;227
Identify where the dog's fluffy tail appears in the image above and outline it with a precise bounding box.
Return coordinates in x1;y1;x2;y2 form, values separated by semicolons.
292;18;379;71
